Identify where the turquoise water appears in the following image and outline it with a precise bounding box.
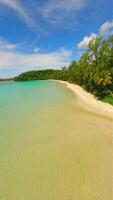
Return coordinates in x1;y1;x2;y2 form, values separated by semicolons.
0;81;113;200
0;81;77;153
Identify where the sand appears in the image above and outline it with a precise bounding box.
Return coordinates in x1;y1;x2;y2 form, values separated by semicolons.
1;80;113;200
59;80;113;120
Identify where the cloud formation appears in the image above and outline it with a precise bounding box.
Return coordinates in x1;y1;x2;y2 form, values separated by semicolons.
40;0;86;26
0;0;87;31
77;33;97;48
0;48;72;77
0;37;18;51
99;20;113;35
0;0;45;33
77;20;113;49
0;0;31;23
0;36;71;78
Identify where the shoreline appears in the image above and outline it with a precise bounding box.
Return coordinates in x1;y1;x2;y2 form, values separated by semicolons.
59;80;113;120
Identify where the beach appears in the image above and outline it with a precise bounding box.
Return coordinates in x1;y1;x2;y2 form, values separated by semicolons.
59;80;113;120
0;80;113;200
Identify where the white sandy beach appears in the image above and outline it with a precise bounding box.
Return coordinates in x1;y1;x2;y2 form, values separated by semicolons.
59;80;113;120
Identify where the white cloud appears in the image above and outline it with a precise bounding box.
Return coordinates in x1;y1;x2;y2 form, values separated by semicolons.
0;49;72;77
0;37;18;51
0;36;71;78
0;0;31;23
99;20;113;35
1;0;25;17
42;0;85;15
34;48;41;53
77;20;113;49
40;0;86;26
77;33;97;48
0;0;44;33
0;0;87;31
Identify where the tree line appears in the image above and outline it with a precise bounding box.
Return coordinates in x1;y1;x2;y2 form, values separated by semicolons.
10;35;113;105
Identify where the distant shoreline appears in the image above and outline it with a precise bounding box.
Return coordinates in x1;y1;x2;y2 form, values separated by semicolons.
59;80;113;120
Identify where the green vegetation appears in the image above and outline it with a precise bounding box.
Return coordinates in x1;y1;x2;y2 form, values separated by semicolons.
15;69;61;81
66;35;113;104
102;96;113;105
0;78;14;82
2;35;113;105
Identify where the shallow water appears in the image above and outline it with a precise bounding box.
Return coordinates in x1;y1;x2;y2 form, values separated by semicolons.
0;80;113;200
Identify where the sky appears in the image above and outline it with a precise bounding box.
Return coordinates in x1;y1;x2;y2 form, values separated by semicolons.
0;0;113;78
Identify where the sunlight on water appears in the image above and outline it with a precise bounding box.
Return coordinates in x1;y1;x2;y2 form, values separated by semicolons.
0;81;113;200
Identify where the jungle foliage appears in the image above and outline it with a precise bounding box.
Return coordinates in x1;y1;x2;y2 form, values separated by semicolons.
14;35;113;104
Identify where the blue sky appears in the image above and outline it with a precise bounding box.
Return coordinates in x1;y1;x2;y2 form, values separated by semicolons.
0;0;113;78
